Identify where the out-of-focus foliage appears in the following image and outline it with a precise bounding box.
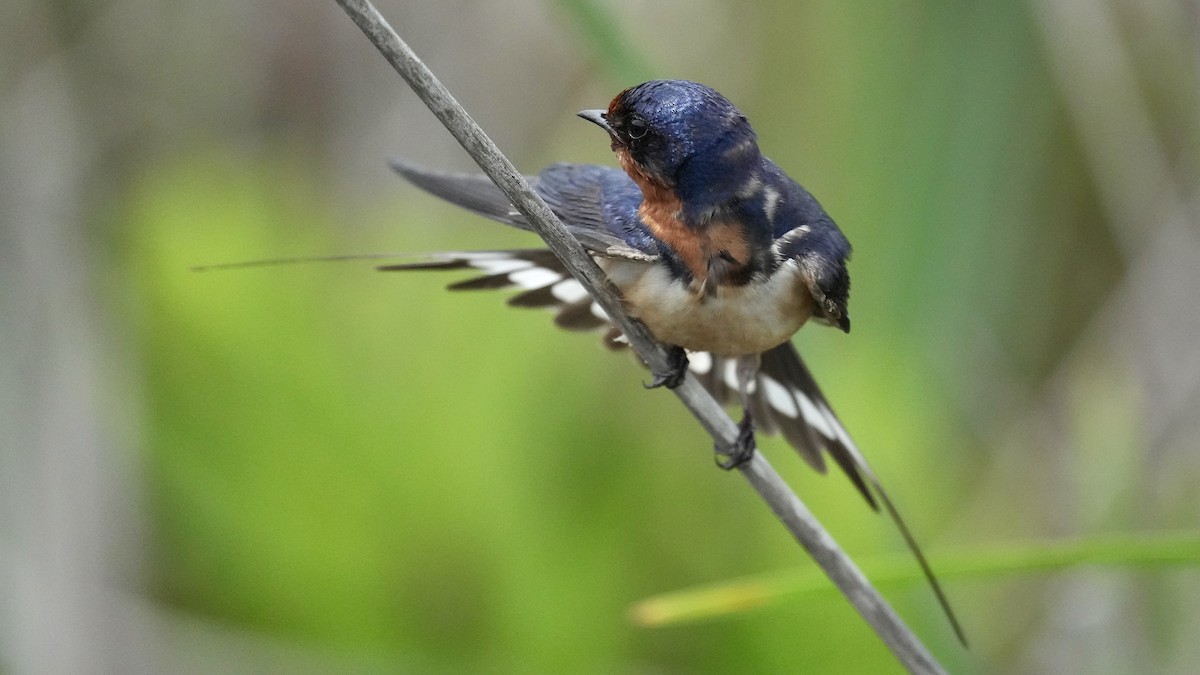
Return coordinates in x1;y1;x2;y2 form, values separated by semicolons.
3;0;1199;673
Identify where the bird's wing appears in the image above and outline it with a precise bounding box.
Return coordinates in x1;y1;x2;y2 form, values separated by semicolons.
771;223;852;333
751;162;852;332
389;160;659;262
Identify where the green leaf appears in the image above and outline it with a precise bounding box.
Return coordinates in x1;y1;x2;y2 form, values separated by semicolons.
631;532;1200;627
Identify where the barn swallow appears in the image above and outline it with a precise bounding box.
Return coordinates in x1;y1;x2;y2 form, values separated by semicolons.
384;80;965;644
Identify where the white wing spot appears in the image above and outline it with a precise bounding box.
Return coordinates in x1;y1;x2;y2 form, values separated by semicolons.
761;376;799;418
688;351;713;375
724;137;758;163
763;186;782;224
774;225;810;248
550;279;589;304
508;267;562;290
589;302;609;321
736;175;763;199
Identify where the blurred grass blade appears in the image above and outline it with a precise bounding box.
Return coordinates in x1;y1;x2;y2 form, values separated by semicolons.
632;531;1200;627
550;0;655;83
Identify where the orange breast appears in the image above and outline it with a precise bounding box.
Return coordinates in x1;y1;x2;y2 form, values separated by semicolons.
639;197;751;288
616;148;751;287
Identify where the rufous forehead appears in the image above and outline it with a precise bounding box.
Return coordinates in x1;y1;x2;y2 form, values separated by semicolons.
607;87;634;115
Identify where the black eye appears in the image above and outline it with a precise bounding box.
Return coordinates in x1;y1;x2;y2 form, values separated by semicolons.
627;115;649;139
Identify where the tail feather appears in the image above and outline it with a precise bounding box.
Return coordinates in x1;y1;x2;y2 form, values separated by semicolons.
756;342;967;646
379;250;967;645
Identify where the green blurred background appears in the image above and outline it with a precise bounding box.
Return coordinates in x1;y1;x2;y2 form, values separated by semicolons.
3;0;1199;672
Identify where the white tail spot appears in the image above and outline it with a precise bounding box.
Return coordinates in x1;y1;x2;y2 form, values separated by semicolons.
796;393;836;439
722;360;740;391
688;351;713;375
509;267;562;290
550;279;589;304
469;257;533;275
820;402;868;468
761;376;799;418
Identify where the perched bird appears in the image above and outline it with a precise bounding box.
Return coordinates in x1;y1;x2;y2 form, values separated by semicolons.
384;80;964;644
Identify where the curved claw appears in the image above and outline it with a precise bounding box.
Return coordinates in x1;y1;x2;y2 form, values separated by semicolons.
715;410;756;470
644;346;689;390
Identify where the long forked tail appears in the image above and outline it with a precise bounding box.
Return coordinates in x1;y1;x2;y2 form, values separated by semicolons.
717;342;968;646
378;249;968;645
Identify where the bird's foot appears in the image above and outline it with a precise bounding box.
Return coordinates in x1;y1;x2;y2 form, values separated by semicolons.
644;346;689;390
715;410;756;470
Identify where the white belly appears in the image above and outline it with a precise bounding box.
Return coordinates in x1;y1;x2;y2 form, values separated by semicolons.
600;259;813;356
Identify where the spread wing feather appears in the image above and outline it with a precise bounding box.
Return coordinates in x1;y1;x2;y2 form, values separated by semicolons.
389;160;659;262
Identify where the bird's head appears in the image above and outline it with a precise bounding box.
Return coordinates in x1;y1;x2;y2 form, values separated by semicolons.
578;80;761;205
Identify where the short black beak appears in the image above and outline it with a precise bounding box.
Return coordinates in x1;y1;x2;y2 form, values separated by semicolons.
577;109;613;134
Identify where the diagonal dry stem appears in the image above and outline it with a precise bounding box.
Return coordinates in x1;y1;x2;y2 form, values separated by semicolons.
331;1;950;672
